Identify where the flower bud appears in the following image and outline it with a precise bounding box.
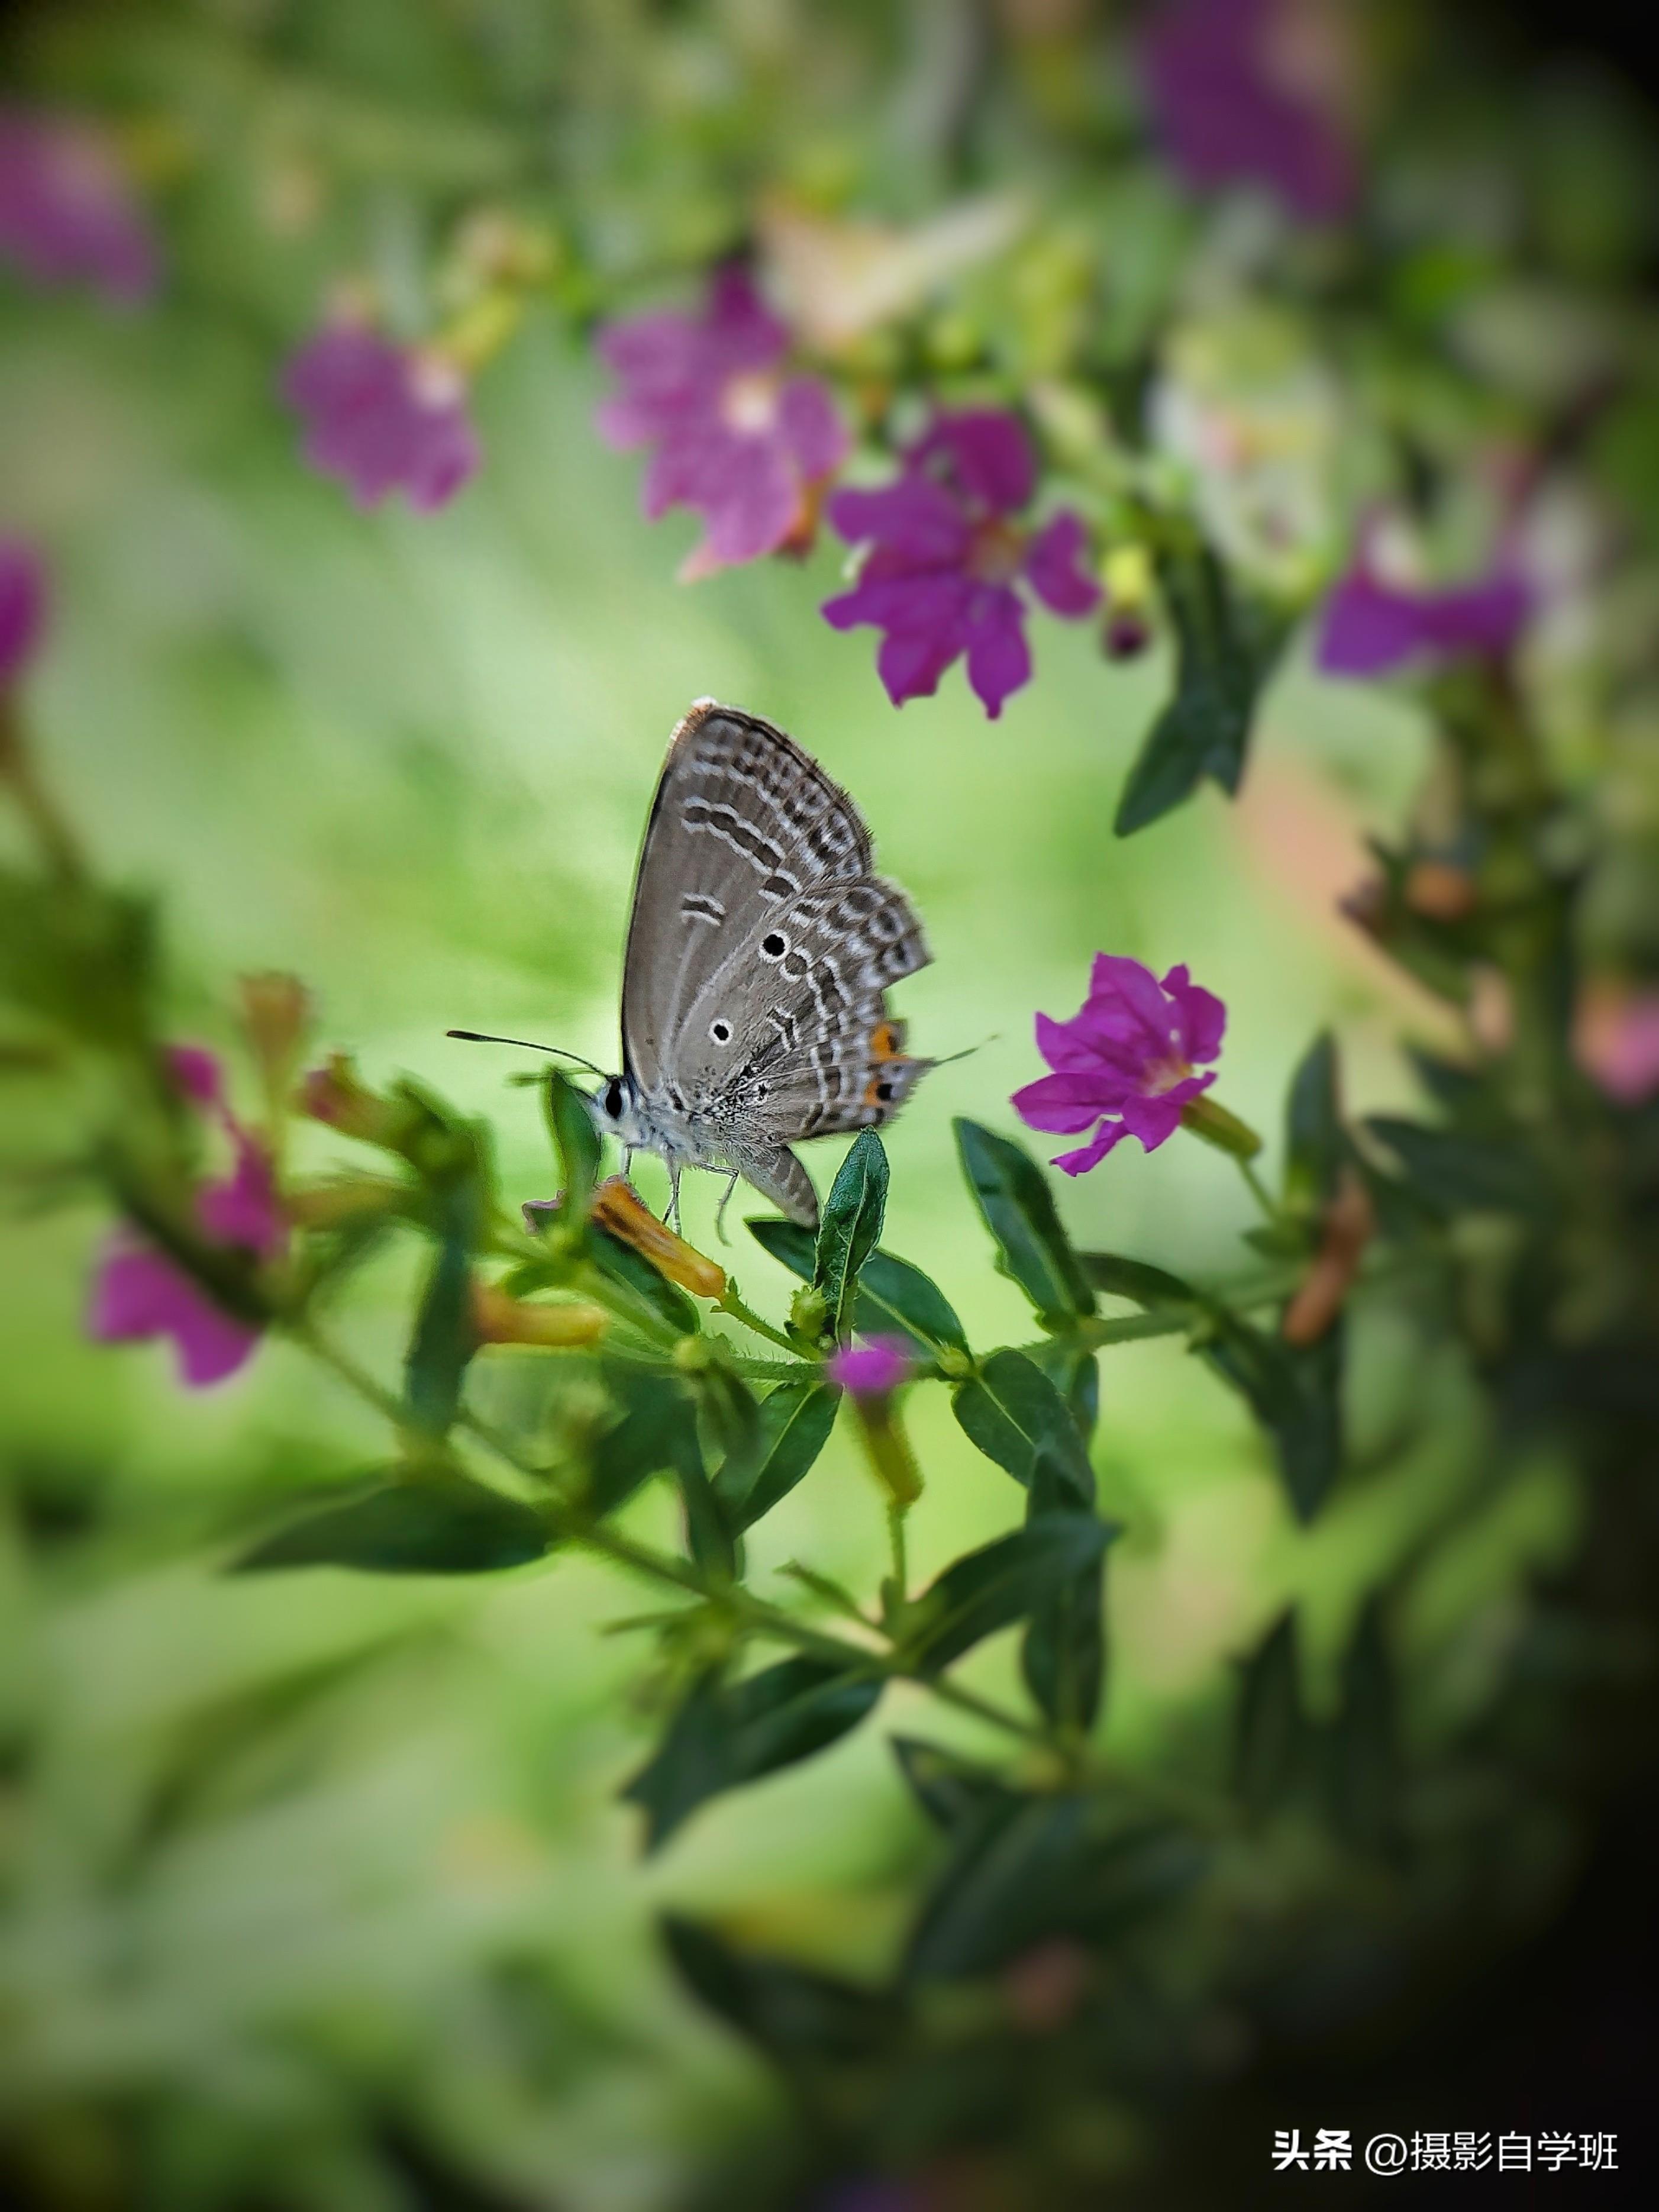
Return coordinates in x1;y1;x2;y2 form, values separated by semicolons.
238;972;313;1089
825;1336;914;1397
297;1054;410;1149
1179;1092;1264;1160
284;1173;410;1229
788;1282;830;1343
470;1282;606;1348
590;1175;726;1297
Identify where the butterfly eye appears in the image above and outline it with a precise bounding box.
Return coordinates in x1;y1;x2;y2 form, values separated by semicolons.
602;1078;624;1118
709;1019;732;1045
759;931;788;960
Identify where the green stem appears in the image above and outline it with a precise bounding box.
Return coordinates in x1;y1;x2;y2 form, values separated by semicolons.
715;1281;806;1357
1236;1155;1280;1224
886;1495;908;1601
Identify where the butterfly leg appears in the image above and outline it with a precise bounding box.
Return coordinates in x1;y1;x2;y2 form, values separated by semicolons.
665;1160;683;1235
714;1169;740;1246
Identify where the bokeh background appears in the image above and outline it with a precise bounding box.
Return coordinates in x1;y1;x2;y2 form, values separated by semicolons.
3;4;1655;2207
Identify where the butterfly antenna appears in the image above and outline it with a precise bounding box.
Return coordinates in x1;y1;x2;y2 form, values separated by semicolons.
932;1034;997;1069
447;1030;606;1079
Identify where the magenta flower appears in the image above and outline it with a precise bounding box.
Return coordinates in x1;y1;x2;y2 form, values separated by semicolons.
822;411;1098;718
1575;985;1659;1106
280;323;480;512
1;536;46;688
1012;955;1226;1176
1318;546;1531;676
596;265;848;579
89;1046;284;1388
0;108;158;303
825;1336;914;1397
1141;0;1358;224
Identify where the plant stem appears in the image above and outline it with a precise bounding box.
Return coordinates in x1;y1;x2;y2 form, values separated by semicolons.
886;1496;908;1601
715;1281;805;1357
1236;1155;1280;1224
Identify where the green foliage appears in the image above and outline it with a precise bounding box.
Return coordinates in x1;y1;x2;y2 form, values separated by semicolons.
954;1118;1095;1324
899;1517;1112;1674
748;1217;969;1357
1114;544;1293;837
951;1346;1093;1489
235;1472;548;1573
812;1128;890;1343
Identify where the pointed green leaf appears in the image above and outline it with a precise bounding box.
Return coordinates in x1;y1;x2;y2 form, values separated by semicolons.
543;1066;602;1218
1079;1252;1198;1308
890;1737;1016;1832
234;1475;547;1574
902;1515;1111;1673
624;1657;883;1849
1232;1607;1306;1820
1114;541;1292;836
588;1365;699;1517
1364;1115;1542;1216
749;1217;967;1356
405;1164;482;1436
1021;1438;1112;1733
699;1365;766;1518
677;1452;738;1580
1285;1031;1344;1217
735;1380;840;1528
954;1120;1095;1323
813;1129;889;1341
660;1915;899;2061
950;1349;1095;1493
1027;1334;1101;1440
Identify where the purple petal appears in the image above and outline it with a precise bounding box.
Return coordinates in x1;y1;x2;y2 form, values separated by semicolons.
825;1335;914;1395
913;410;1035;515
827;478;970;565
688;433;801;568
1011;1071;1117;1136
199;1138;283;1255
1161;965;1227;1064
1024;512;1100;618
1419;574;1532;659
1316;570;1435;676
962;585;1031;718
875;622;963;707
776;376;848;481
1053;1123;1129;1176
1116;1091;1187;1152
164;1043;224;1110
0;109;160;304
0;535;47;686
88;1240;259;1388
1086;953;1177;1043
282;325;477;512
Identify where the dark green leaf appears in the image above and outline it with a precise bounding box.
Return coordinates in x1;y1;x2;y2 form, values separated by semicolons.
589;1227;699;1334
1080;1252;1198;1308
588;1365;699;1517
951;1349;1095;1494
1021;1439;1112;1733
624;1658;883;1849
1284;1031;1344;1217
954;1120;1094;1323
735;1381;840;1528
904;1795;1203;1981
1114;541;1292;836
543;1068;601;1217
748;1218;967;1356
405;1167;482;1436
890;1737;1016;1832
699;1365;766;1518
902;1515;1112;1673
677;1452;738;1580
660;1915;899;2062
813;1129;889;1341
1232;1608;1306;1820
1027;1335;1100;1440
0;870;155;1051
1321;1597;1399;1856
1364;1116;1542;1216
234;1475;547;1574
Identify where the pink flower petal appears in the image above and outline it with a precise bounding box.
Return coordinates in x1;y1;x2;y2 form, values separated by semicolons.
914;410;1035;515
777;376;848;481
962;585;1031;718
1024;512;1100;618
1161;965;1227;1064
1009;1071;1116;1134
827;478;970;565
1053;1124;1128;1176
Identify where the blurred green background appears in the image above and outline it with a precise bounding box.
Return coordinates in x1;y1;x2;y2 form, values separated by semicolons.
1;0;1605;2197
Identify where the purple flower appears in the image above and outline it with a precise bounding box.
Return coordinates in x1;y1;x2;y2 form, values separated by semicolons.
280;322;480;512
1;536;46;689
89;1046;284;1388
1576;984;1659;1106
1318;543;1531;676
826;1336;914;1397
0;108;158;302
1141;0;1358;224
596;265;848;579
1012;955;1226;1175
822;411;1099;718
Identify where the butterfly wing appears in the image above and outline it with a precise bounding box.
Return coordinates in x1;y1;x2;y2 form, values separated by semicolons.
620;701;874;1095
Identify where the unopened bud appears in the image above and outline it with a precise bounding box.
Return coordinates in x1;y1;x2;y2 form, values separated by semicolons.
1282;1169;1374;1347
590;1175;726;1297
298;1053;409;1148
789;1282;830;1343
238;972;313;1088
470;1282;606;1347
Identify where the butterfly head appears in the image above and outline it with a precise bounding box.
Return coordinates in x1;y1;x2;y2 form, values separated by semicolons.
586;1070;652;1150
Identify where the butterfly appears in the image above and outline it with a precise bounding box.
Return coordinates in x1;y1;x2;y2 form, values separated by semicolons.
588;699;933;1231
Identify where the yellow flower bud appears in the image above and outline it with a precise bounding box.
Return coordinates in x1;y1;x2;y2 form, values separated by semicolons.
1101;542;1154;610
470;1282;606;1348
590;1176;727;1298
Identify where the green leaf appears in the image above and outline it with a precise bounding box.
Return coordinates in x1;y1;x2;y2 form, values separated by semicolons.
623;1658;883;1849
660;1916;898;2062
1080;1252;1198;1307
813;1129;889;1342
950;1349;1095;1492
1021;1439;1113;1734
954;1120;1095;1323
1321;1597;1399;1856
1364;1116;1542;1216
1114;541;1292;836
589;1227;699;1334
588;1365;699;1516
890;1737;1015;1832
0;870;156;1051
1027;1335;1100;1440
234;1475;547;1574
901;1515;1112;1674
748;1218;968;1356
1232;1608;1306;1820
700;1365;766;1518
543;1067;601;1218
735;1381;840;1528
1284;1031;1344;1217
677;1453;738;1580
405;1164;482;1436
904;1796;1203;1981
